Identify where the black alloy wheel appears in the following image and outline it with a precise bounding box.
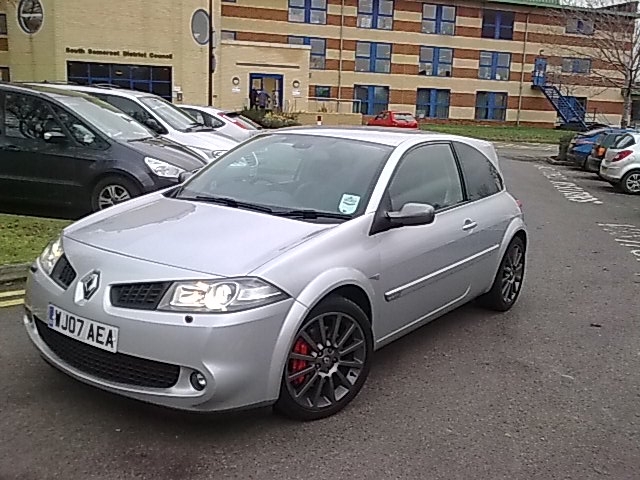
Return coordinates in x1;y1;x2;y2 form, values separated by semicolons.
479;236;526;312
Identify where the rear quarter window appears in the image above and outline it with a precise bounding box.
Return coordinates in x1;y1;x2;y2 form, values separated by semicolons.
453;141;504;202
614;135;635;149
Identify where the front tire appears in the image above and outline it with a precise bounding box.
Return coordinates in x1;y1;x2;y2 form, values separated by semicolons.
620;170;640;194
274;296;373;421
91;176;141;212
479;236;526;312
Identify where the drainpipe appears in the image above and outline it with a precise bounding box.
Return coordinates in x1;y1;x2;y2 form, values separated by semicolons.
337;0;345;110
516;12;530;126
208;0;214;106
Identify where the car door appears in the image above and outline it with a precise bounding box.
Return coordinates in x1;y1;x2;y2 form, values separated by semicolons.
451;141;508;296
375;142;479;343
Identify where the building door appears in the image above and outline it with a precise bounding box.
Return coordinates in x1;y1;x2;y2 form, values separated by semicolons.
249;73;283;110
353;85;389;115
532;57;547;87
67;62;173;100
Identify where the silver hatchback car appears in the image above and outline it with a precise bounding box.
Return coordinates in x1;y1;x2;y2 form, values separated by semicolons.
24;127;527;420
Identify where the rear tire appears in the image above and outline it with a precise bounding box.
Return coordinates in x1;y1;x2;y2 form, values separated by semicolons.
479;236;526;312
274;296;373;421
90;176;141;212
620;170;640;194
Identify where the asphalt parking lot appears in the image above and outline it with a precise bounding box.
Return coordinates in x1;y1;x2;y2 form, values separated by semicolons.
1;150;640;480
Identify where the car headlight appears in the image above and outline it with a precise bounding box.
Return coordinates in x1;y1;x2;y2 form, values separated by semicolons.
39;236;64;276
144;157;185;179
192;148;227;162
158;278;288;313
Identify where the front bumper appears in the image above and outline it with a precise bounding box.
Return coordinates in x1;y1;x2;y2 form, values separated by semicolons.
24;239;303;412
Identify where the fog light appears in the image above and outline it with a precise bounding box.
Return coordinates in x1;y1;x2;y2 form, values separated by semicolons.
190;372;207;391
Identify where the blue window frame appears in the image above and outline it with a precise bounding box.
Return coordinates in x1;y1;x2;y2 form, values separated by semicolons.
221;30;236;40
422;4;455;35
562;57;591;74
482;10;514;40
566;18;594;35
355;42;391;73
288;0;327;25
475;92;507;121
288;36;326;69
478;51;511;81
416;88;450;119
67;61;172;100
419;46;453;77
357;0;393;30
354;85;389;115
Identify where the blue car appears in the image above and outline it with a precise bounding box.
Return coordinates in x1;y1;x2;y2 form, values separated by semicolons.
568;127;629;167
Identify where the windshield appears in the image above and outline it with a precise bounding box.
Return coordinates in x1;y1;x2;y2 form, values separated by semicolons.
58;96;154;141
175;134;393;221
140;96;201;131
394;113;415;122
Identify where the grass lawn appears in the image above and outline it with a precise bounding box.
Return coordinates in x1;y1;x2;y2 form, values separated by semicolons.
0;214;71;265
420;124;572;144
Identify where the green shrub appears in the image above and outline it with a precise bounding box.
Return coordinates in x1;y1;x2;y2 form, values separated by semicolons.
239;109;300;129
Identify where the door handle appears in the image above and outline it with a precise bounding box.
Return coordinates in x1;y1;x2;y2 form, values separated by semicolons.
462;220;478;231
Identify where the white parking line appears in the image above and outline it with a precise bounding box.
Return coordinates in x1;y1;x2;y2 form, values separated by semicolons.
0;298;24;309
0;290;25;299
536;165;603;204
598;223;640;265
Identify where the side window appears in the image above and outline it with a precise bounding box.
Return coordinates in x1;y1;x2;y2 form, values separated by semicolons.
453;141;503;201
4;93;63;141
50;104;105;149
184;108;205;124
388;143;464;211
204;113;225;129
615;134;635;149
94;94;156;128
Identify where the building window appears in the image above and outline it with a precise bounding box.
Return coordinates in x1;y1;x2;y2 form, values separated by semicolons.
562;57;591;74
221;30;236;40
0;14;7;35
566;18;594;35
422;4;455;35
354;85;389;115
416;88;450;119
0;67;9;82
475;92;507;121
419;47;452;77
288;0;327;25
355;42;391;73
289;36;326;69
315;86;331;98
357;0;393;30
481;10;514;40
479;51;511;81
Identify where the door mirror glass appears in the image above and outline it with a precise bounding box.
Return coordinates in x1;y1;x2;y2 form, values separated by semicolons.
178;169;199;183
387;203;435;227
43;131;67;144
145;118;164;134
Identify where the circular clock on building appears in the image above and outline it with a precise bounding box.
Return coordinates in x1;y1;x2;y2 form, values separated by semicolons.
18;0;44;35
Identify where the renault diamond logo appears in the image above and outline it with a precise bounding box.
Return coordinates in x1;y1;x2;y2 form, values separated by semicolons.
75;271;100;303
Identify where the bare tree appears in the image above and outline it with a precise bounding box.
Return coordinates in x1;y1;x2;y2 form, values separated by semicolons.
545;0;639;127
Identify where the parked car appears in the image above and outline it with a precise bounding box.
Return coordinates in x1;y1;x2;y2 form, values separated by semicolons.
0;83;206;211
29;83;238;161
180;105;261;142
585;131;632;173
557;121;610;132
568;127;614;166
24;127;527;420
600;132;640;194
367;111;418;129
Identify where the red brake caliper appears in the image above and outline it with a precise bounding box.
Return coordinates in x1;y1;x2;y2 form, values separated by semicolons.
291;338;310;385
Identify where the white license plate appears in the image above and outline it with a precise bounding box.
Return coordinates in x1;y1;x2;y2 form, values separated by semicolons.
47;305;119;353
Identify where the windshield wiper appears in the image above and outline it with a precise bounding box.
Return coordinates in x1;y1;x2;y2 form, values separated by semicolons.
180;195;274;213
186;123;214;132
273;209;351;221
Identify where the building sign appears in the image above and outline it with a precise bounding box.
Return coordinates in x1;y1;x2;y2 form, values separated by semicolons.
18;0;44;35
65;47;173;60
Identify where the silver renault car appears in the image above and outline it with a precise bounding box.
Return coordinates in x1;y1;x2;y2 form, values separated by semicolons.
24;127;527;420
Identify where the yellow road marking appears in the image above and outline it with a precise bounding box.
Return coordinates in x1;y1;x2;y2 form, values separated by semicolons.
0;290;26;299
0;298;24;308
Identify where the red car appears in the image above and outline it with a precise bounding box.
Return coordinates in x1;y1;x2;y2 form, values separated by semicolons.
367;111;419;129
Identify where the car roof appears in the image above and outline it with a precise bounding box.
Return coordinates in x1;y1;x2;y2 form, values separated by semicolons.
0;81;101;101
276;126;491;148
181;104;224;114
26;82;155;99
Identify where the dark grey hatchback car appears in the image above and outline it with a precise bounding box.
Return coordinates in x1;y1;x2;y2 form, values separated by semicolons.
0;83;206;212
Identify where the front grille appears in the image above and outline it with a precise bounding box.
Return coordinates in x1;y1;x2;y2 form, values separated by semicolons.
51;255;76;289
35;317;180;389
110;282;171;310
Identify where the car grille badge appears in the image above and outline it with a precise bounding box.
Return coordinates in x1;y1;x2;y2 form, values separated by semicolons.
75;271;101;304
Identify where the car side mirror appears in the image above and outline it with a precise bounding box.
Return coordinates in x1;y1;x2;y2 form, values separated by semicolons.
145;118;165;134
178;170;198;183
43;131;67;144
387;203;435;227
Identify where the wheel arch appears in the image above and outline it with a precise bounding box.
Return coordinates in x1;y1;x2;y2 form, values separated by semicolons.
89;169;145;193
483;218;528;295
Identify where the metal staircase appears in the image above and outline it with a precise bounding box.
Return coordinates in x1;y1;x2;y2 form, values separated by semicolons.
535;83;588;129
